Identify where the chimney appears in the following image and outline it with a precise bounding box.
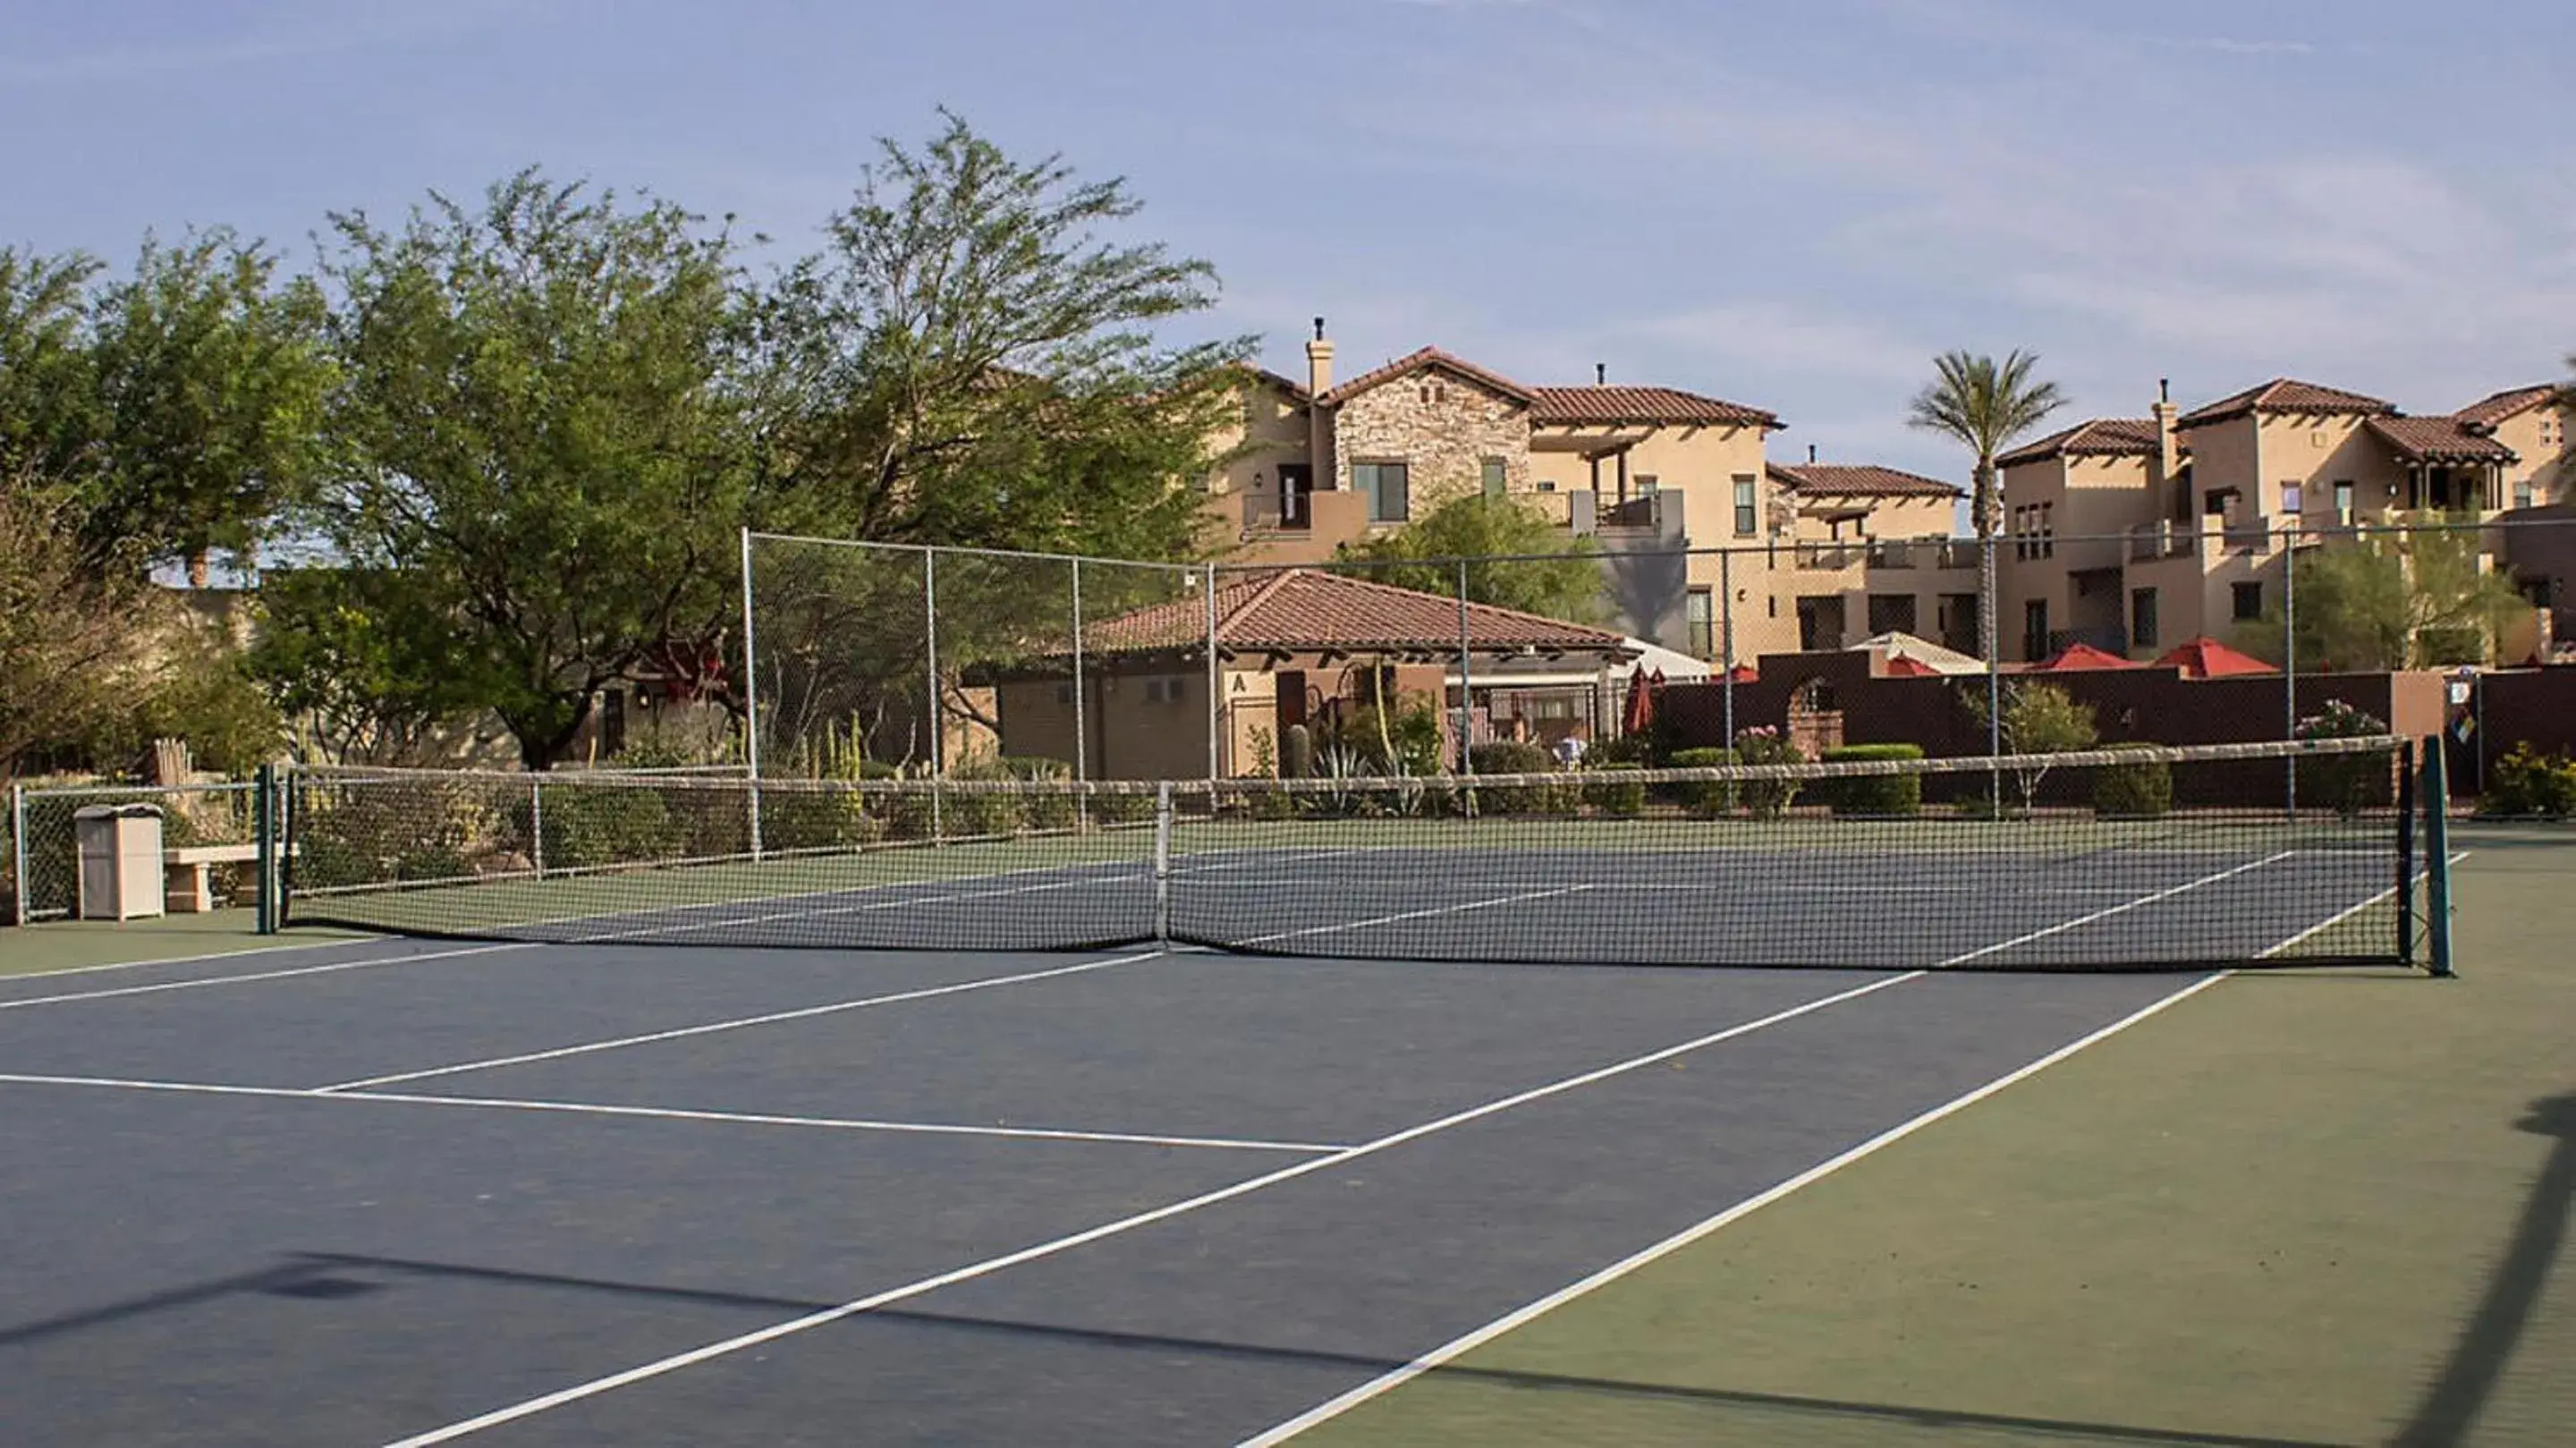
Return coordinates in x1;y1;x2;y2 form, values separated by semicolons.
1305;318;1334;396
1595;362;1606;385
1808;444;1818;465
1306;318;1335;492
2151;377;2183;518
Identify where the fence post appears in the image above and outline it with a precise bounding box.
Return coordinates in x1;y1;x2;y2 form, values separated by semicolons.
1984;533;2003;817
1455;557;1474;774
924;547;943;843
1205;566;1221;783
254;764;277;935
1719;548;1736;749
1152;781;1174;945
2284;520;2299;817
740;526;763;860
1071;558;1088;787
530;779;547;880
8;783;25;928
2425;742;2454;978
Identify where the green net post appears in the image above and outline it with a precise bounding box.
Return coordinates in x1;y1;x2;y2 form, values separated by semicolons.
2395;737;2417;969
254;763;278;936
8;783;26;929
2424;741;2454;978
1151;781;1174;945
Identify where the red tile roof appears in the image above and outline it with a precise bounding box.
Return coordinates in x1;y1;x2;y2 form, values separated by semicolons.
1995;418;2165;468
2178;378;2394;427
2152;636;2275;679
2033;641;2141;672
2365;415;2518;463
1528;385;1780;429
1081;568;1633;660
1318;347;1537;407
2453;384;2563;428
1768;461;1962;498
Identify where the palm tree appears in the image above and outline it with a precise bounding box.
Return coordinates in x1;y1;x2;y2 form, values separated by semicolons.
1907;351;2067;667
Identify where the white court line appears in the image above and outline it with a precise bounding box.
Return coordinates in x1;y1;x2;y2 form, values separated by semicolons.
0;938;536;1012
312;950;1168;1093
0;930;394;984
1937;851;2294;968
1234;969;2231;1445
0;1071;1335;1153
371;970;1922;1448
1;863;1148;1014
2258;850;2467;960
1237;886;1593;947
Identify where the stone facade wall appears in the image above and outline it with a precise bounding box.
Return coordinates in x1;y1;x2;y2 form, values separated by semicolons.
1331;369;1532;520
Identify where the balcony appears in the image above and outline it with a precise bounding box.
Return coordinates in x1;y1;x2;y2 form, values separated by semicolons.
1793;538;1976;573
1241;492;1311;533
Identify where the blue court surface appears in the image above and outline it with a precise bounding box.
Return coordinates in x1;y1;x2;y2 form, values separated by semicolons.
0;923;2255;1447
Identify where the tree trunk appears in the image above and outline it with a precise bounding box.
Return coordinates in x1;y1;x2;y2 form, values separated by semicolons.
1971;460;2000;665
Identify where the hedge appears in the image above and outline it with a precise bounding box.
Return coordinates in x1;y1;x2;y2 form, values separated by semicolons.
1817;743;1923;817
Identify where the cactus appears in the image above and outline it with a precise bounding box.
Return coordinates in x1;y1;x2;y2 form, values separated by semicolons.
1282;723;1314;779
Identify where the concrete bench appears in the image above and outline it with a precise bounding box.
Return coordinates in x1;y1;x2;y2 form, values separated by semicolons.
163;843;261;914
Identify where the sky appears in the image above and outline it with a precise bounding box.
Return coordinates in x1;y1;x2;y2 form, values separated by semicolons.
4;0;2571;480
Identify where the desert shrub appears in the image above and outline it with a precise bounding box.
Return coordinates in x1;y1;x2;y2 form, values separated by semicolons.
1731;728;1805;820
1667;747;1738;817
541;782;678;870
759;785;877;851
937;758;1024;838
2295;700;2392;817
1088;788;1157;826
1001;757;1077;831
2092;743;2173;819
1584;762;1646;817
1468;741;1576;816
1818;743;1923;818
2482;743;2576;819
1589;733;1656;766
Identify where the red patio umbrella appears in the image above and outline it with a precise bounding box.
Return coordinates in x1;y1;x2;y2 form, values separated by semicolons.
2034;641;2142;672
1883;656;1941;677
1623;667;1665;735
2152;636;2275;678
1722;663;1759;683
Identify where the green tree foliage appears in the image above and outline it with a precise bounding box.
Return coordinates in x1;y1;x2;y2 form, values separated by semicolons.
1907;351;2066;665
0;479;135;781
81;231;335;577
294;171;758;768
1332;495;1603;623
1961;679;2098;811
2238;514;2529;670
753;110;1250;559
0;248;105;487
245;566;492;764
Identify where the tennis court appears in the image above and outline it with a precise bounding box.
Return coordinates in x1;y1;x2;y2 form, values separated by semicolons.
0;737;2451;1445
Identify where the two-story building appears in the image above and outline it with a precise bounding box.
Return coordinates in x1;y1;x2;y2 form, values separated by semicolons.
1994;377;2573;661
1200;321;1970;666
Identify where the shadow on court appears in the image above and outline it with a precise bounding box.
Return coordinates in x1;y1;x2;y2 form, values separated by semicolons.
2392;1090;2576;1448
0;1248;2360;1448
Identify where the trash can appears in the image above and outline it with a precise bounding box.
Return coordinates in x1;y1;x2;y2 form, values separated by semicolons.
75;803;165;921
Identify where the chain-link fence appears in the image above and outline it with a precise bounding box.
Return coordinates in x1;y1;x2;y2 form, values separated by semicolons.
742;517;2576;813
7;780;264;924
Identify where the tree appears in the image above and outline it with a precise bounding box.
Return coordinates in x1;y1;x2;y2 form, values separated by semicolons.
294;171;758;768
245;565;492;765
2238;514;2530;670
0;478;137;783
81;231;335;580
1332;494;1603;623
0;248;105;489
1961;678;2097;812
751;110;1251;561
1906;351;2067;666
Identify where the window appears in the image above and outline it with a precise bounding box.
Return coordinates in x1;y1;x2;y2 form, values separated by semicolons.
1635;474;1660;497
1537;479;1557;493
1480;457;1507;499
2131;587;2159;649
2334;480;2354;521
2514;480;2537;511
1733;475;1758;536
2022;599;2050;660
1686;588;1715;659
1352;461;1411;522
2232;581;2263;621
2038;501;2055;560
2282;483;2303;514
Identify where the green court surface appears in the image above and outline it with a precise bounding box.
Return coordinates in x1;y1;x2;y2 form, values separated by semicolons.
0;909;368;977
1291;826;2575;1448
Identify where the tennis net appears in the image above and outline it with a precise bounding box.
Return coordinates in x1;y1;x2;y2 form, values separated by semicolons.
281;735;2426;970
